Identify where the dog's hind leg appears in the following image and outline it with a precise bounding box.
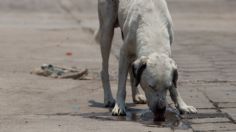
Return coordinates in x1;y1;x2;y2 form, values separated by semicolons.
98;0;118;107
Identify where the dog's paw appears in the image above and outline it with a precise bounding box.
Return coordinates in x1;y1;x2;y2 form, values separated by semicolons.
179;105;197;114
112;104;126;116
104;98;115;108
133;94;146;104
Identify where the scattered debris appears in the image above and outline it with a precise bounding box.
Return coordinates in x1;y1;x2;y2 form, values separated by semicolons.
31;64;89;80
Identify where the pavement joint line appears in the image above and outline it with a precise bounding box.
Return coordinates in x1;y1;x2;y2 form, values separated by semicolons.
58;0;97;36
218;107;236;109
221;112;236;124
231;84;236;87
191;121;232;125
58;0;82;24
181;113;228;119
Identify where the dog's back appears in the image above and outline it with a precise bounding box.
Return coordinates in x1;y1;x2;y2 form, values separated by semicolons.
118;0;174;56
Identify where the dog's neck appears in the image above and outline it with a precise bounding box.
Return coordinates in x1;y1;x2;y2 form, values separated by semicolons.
135;22;172;58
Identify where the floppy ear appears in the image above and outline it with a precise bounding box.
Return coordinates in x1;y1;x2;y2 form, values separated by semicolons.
172;68;178;88
132;57;148;87
171;60;178;88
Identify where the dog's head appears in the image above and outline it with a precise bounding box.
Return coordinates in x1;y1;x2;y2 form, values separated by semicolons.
132;54;178;120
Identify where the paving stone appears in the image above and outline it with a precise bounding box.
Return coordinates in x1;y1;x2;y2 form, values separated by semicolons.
181;113;227;120
195;83;236;103
197;108;218;114
221;108;236;122
192;123;236;132
174;129;193;132
178;85;215;109
188;117;230;124
204;87;236;103
218;102;236;108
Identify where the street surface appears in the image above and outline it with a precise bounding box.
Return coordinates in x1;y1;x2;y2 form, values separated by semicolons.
0;0;235;131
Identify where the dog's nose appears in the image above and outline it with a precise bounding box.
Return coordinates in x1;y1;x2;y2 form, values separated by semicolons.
153;105;166;115
152;105;166;121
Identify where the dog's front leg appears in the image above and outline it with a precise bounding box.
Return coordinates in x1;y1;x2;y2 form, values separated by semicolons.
169;86;197;114
129;68;146;104
112;48;129;116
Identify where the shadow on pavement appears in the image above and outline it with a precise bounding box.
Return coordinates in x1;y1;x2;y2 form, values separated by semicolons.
88;100;137;108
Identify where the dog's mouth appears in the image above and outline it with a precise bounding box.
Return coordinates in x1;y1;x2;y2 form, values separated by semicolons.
154;113;165;121
152;106;166;122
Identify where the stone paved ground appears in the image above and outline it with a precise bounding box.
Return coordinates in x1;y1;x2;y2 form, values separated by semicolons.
0;0;235;132
168;1;236;131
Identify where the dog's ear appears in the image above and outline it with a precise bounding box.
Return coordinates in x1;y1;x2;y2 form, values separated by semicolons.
171;61;178;88
172;68;178;88
132;57;148;87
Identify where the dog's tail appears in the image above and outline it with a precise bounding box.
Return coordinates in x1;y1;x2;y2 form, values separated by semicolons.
93;28;100;44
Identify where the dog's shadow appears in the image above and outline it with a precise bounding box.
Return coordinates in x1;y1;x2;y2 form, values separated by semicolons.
88;100;136;109
88;100;106;108
79;100;190;129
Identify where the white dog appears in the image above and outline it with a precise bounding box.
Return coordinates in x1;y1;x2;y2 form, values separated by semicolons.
96;0;197;118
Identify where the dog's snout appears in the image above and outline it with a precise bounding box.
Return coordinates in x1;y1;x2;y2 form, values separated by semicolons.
156;93;162;97
153;105;166;115
152;105;166;121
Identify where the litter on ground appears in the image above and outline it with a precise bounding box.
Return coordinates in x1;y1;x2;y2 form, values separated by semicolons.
31;64;89;80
